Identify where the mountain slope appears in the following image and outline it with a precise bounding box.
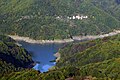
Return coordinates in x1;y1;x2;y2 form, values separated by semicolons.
0;35;34;76
1;34;120;79
79;58;120;79
92;0;120;20
1;58;120;80
57;34;120;67
0;0;120;39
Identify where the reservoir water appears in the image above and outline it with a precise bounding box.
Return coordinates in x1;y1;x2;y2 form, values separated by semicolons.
18;41;63;72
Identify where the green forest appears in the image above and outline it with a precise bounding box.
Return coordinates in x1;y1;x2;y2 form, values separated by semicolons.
0;0;120;80
0;35;34;76
1;34;120;80
0;0;120;40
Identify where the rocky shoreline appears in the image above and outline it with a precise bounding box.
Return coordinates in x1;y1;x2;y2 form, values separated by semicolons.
8;30;120;64
54;52;61;62
8;30;120;44
72;30;120;41
8;35;74;44
54;30;120;62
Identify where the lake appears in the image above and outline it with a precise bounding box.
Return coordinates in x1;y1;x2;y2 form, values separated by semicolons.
18;41;64;72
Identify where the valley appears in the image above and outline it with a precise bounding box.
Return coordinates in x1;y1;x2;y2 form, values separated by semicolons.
0;0;120;80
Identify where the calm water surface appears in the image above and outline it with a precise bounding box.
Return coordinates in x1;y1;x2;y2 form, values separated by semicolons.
19;41;64;72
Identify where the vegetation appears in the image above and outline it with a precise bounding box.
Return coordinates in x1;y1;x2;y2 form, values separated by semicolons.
0;0;120;39
55;34;120;79
0;35;33;76
0;0;120;79
57;34;120;67
1;34;120;79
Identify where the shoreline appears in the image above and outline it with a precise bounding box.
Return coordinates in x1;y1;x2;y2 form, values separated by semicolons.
8;30;120;44
54;52;61;62
72;30;120;41
8;30;120;65
8;35;74;44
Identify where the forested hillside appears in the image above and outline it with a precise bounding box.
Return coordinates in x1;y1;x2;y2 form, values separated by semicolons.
1;34;120;80
0;0;120;40
57;34;120;67
0;35;34;77
0;0;120;79
55;34;120;79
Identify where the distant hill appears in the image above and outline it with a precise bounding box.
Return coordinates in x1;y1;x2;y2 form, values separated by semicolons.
0;0;120;40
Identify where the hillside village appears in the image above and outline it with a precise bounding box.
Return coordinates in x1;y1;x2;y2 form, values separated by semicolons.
56;14;88;20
